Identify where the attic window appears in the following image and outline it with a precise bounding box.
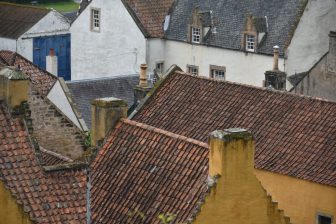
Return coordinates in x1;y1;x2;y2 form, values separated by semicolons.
246;34;255;52
191;27;201;43
187;65;199;76
210;65;226;80
91;8;101;32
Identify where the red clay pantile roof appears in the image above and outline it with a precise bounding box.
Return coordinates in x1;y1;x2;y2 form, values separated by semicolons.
91;118;208;223
0;2;49;39
133;72;336;186
0;103;87;223
0;50;57;96
122;0;174;38
40;147;74;166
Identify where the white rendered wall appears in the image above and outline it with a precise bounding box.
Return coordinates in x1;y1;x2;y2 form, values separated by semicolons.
0;38;16;52
147;39;165;73
154;40;284;87
286;0;336;75
70;0;146;80
47;80;84;130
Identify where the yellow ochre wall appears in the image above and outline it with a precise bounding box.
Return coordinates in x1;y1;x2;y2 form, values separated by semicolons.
0;181;32;224
255;169;336;224
194;131;289;224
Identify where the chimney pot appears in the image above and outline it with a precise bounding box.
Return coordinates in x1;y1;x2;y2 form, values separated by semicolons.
273;45;279;71
49;48;55;56
139;64;148;87
46;49;58;76
91;97;127;147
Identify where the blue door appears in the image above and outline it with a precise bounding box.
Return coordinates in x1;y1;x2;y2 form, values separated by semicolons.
33;34;71;80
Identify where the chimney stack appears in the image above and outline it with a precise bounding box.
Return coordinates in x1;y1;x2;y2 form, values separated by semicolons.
264;46;287;90
46;48;58;76
209;128;254;177
0;66;29;110
273;45;279;71
133;64;152;105
91;97;127;147
327;31;336;73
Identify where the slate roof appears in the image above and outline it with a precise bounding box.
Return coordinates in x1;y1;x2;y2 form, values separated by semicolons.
91;118;208;223
67;75;139;128
165;0;306;56
0;50;57;96
0;103;87;223
62;11;78;23
133;71;336;187
0;2;49;39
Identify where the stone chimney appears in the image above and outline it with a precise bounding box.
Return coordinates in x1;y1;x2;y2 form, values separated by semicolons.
46;48;58;76
327;31;336;73
91;97;127;146
0;66;29;110
134;64;152;104
264;46;287;90
209;128;254;177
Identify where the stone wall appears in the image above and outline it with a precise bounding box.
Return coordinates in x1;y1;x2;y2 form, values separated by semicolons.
28;89;85;159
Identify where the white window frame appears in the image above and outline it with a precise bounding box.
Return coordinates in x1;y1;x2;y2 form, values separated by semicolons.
187;65;199;76
91;8;101;32
246;34;255;52
155;61;164;74
210;65;226;80
191;27;201;43
316;213;334;224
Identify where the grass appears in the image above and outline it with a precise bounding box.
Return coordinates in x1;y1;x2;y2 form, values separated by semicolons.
30;1;79;12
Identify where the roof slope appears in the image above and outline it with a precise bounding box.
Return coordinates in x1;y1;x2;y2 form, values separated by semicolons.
0;103;86;223
0;51;57;96
0;2;49;39
91;119;208;223
133;72;336;186
67;75;139;128
165;0;304;55
122;0;174;38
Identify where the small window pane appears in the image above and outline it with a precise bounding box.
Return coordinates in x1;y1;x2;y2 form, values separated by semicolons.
212;70;225;80
188;66;199;76
91;9;100;31
318;215;332;224
246;35;255;52
192;27;201;43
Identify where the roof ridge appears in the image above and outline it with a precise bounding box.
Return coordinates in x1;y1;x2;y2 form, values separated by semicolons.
174;71;336;105
0;2;50;11
121;118;209;148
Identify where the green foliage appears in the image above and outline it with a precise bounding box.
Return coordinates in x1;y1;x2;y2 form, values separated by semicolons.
158;213;176;224
127;209;146;221
84;132;92;149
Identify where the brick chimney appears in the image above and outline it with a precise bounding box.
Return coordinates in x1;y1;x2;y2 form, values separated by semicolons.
91;97;127;146
264;46;287;90
209;128;254;177
46;48;58;76
327;31;336;73
0;66;29;110
134;64;151;104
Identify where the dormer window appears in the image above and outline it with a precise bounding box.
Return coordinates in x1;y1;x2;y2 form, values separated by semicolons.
91;8;101;32
246;34;255;52
192;27;201;43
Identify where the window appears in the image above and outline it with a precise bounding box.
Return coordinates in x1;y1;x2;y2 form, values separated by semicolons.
246;34;255;52
210;65;226;80
91;8;100;32
317;214;333;224
191;27;201;43
155;62;164;74
187;65;199;76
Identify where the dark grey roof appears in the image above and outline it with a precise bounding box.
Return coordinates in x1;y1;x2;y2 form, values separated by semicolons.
165;0;306;56
287;71;309;86
0;2;50;39
67;75;139;128
62;11;77;23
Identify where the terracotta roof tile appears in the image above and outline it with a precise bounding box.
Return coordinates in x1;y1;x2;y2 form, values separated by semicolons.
40;147;74;166
0;50;57;96
91;118;208;223
0;103;87;223
133;72;336;186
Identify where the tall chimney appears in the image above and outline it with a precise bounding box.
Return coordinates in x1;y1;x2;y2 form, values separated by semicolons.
46;48;58;76
0;66;29;110
327;31;336;73
133;64;152;105
91;97;127;147
209;128;254;177
264;46;287;90
273;45;279;71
